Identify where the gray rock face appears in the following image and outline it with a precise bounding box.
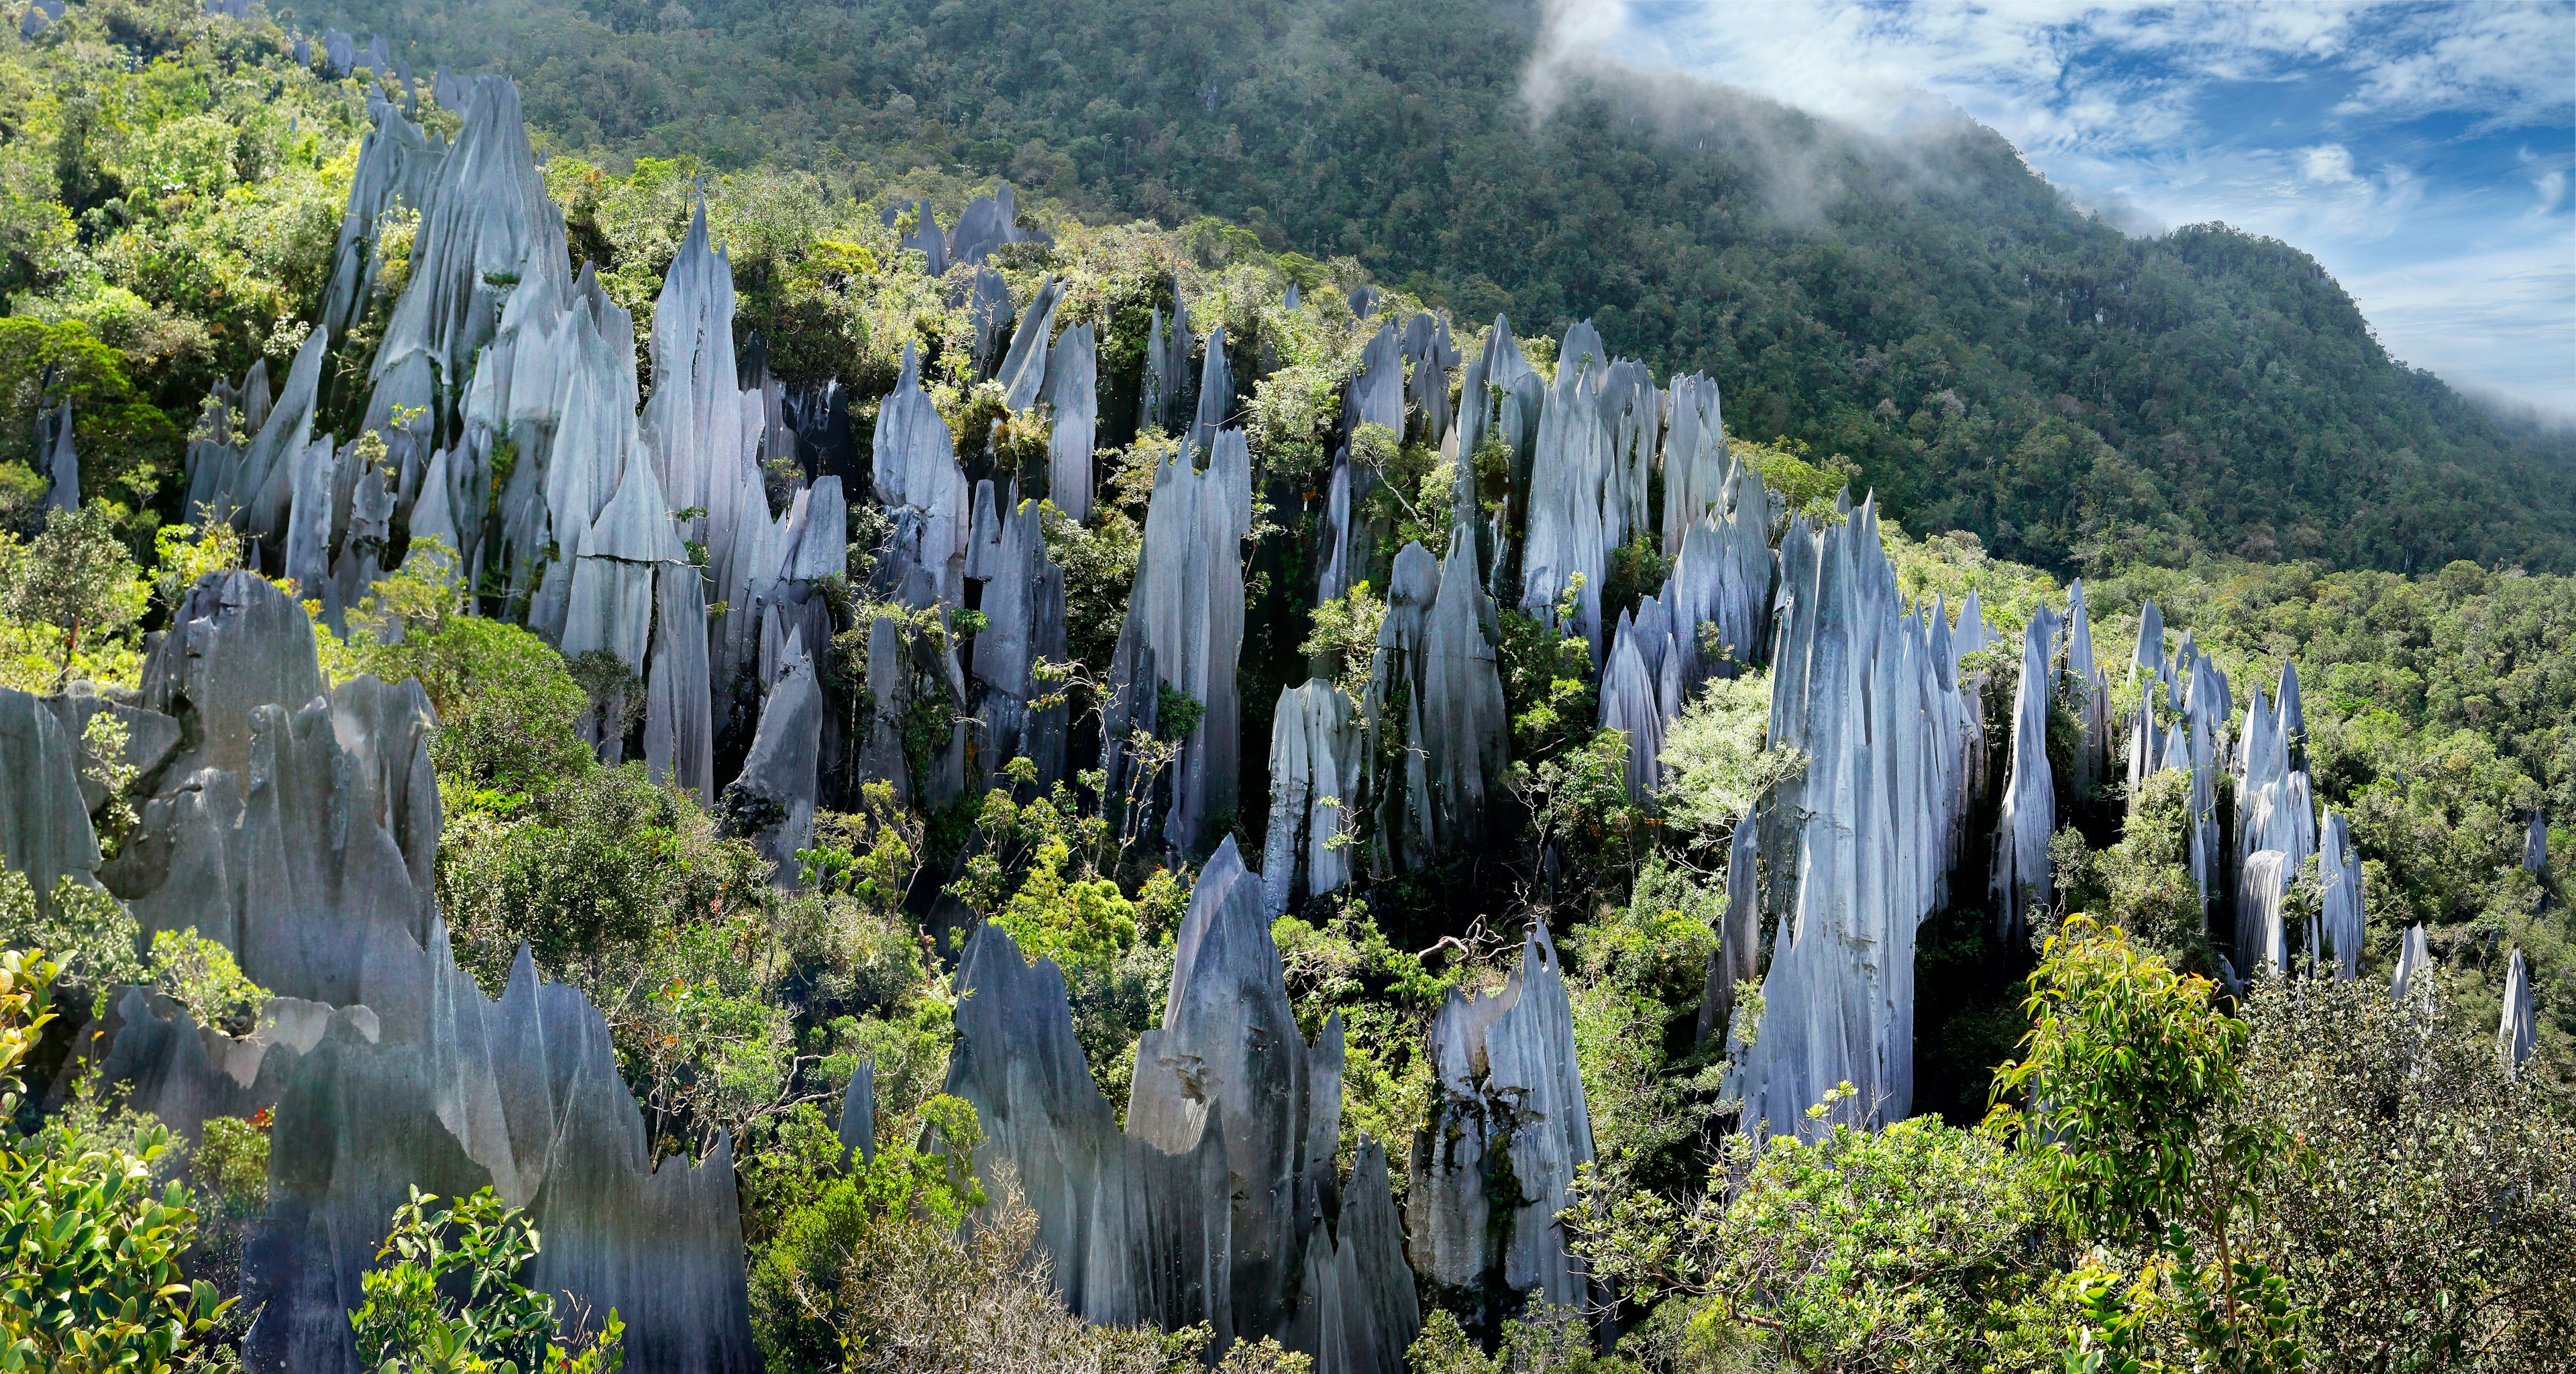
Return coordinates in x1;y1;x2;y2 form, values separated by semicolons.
2525;810;2547;874
2497;947;2534;1075
969;490;1069;786
244;933;754;1374
2063;581;2109;798
1191;324;1236;458
943;920;1234;1341
2315;810;2364;980
1261;679;1361;915
1599;611;1666;802
322;95;449;347
1518;323;1614;658
1364;539;1508;873
2236;849;2290;977
996;277;1062;413
870;345;971;608
87;987;352;1145
1695;818;1762;1045
1399;312;1458;447
1660;374;1725;556
40;401;76;511
1452;315;1538;564
2390;923;2430;1002
187;323;329;550
1104;433;1251;853
731;629;820;884
1043;321;1098;519
835;1059;875;1165
1733;499;1967;1138
644;560;714;803
1409;924;1595;1310
1990;606;2061;941
853;611;969;811
1142;286;1195;437
945;182;1044;267
1597;358;1655;555
1288;1136;1420;1374
880;199;948;276
0;686;101;910
368;78;562;443
1345;322;1406;436
1129;839;1344;1344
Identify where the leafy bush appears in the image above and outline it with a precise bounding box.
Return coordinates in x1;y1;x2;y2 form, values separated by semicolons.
148;927;268;1034
351;1186;625;1374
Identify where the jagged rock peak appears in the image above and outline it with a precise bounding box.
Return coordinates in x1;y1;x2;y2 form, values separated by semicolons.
1262;679;1362;916
2498;947;2536;1075
869;344;971;608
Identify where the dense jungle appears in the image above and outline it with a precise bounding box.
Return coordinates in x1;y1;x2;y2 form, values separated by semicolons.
0;3;2568;1373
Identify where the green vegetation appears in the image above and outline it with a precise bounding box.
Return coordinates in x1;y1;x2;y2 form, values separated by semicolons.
0;7;2568;1371
284;0;2574;576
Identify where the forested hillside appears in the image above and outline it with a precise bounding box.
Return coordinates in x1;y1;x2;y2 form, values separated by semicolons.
278;0;2576;577
0;5;2569;1373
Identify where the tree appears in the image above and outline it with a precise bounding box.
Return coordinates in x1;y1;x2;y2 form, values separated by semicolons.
0;945;232;1372
0;501;146;681
351;1187;625;1374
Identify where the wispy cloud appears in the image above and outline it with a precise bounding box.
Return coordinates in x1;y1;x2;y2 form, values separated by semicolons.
1552;1;2576;414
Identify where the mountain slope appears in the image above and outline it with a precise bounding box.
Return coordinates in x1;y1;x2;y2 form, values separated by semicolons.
282;0;2576;572
285;0;2576;576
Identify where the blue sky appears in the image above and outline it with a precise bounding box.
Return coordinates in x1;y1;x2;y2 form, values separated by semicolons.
1543;1;2576;417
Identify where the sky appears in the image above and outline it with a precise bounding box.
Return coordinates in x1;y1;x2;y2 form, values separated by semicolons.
1542;1;2576;419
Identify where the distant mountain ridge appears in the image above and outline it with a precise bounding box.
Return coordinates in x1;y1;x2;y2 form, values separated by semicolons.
297;0;2576;574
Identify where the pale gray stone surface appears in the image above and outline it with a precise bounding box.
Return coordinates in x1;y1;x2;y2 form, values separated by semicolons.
2315;810;2364;980
2498;947;2534;1074
1043;321;1098;520
870;344;971;609
1399;311;1458;447
0;686;101;910
1104;434;1250;853
1733;499;1967;1139
1660;374;1725;556
1261;679;1361;915
2390;923;2431;1002
1409;924;1594;1310
1517;324;1614;658
1142;285;1194;437
732;627;820;884
1695;818;1762;1045
996;276;1061;413
1364;539;1507;872
969;490;1069;786
1191;324;1236;457
2237;848;2290;977
322;95;449;347
1990;607;2061;941
40;401;76;511
2525;810;2547;874
244;933;754;1374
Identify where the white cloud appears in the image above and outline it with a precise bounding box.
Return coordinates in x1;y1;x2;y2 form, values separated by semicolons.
1550;0;2576;411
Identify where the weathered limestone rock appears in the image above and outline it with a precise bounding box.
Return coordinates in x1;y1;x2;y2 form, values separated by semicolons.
1364;539;1508;873
1399;311;1458;447
835;1060;875;1165
1261;680;1362;915
1142;286;1195;437
853;612;969;810
1043;321;1098;519
1191;324;1236;456
1287;1136;1421;1374
244;933;755;1374
1694;818;1762;1045
1452;315;1539;559
2497;947;2534;1075
2390;923;2431;1002
944;182;1044;268
2526;811;2548;874
729;629;820;884
2063;581;2108;798
187;323;328;551
1345;322;1405;435
2236;849;2290;977
1517;324;1614;658
1991;607;2061;941
366;78;561;457
40;401;76;511
559;454;686;700
1733;498;1966;1138
969;490;1069;786
322;95;449;347
87;988;353;1144
1660;374;1727;556
2314;810;2363;980
644;561;714;803
1130;839;1344;1343
1409;924;1595;1312
879;199;948;276
1599;612;1665;801
1597;357;1655;554
1662;457;1776;685
996;277;1062;413
870;345;971;608
0;687;100;910
1104;433;1251;853
942;920;1234;1341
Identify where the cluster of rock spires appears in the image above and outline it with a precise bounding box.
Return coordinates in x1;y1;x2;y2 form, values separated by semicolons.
0;574;753;1373
1725;497;1973;1137
945;839;1424;1369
